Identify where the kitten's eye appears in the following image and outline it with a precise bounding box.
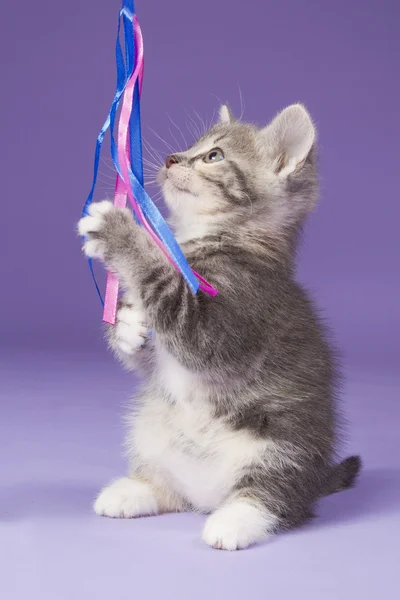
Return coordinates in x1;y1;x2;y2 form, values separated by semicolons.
203;148;225;163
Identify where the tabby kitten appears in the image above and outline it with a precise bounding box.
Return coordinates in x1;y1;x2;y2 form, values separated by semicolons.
78;103;360;550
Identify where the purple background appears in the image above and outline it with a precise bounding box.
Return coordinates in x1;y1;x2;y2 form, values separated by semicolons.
1;0;399;598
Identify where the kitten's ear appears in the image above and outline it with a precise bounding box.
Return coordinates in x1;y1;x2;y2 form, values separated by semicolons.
219;104;235;124
259;104;315;177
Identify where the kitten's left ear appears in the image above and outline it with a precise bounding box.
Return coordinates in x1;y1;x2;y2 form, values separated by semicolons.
259;104;315;177
219;104;235;124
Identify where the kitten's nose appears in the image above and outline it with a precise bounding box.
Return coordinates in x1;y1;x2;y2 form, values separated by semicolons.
165;154;179;169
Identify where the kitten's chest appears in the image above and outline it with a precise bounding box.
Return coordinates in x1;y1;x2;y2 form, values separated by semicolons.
134;351;266;511
135;398;261;511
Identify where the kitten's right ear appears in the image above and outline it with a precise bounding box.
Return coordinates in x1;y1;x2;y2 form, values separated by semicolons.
219;104;235;124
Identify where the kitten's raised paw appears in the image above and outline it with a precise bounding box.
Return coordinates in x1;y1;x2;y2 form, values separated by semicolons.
78;200;136;264
94;477;158;518
202;500;275;551
78;200;114;260
114;305;150;355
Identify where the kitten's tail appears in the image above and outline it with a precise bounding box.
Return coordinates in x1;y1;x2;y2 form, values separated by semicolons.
324;455;362;496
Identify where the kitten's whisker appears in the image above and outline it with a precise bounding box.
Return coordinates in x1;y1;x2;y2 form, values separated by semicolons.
183;106;202;139
143;164;160;174
150;186;163;195
100;156;117;173
97;170;117;181
168;127;182;152
142;156;161;166
151;190;164;201
184;118;198;142
142;139;163;165
191;106;207;136
148;127;175;152
238;83;245;120
209;92;224;105
166;113;188;150
142;143;162;164
142;137;162;155
142;162;162;174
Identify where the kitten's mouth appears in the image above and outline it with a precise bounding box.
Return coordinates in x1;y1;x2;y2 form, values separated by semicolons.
171;181;189;193
164;176;190;194
161;167;199;197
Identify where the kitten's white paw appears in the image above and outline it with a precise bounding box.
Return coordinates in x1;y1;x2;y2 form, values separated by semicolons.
202;500;275;551
78;200;114;259
94;477;158;518
115;305;149;355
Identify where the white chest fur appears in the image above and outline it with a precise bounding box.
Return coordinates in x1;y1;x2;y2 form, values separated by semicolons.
131;347;267;512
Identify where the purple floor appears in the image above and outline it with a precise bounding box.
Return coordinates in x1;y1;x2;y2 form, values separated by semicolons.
1;350;399;599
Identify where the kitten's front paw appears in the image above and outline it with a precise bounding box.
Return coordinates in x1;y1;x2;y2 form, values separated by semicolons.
94;477;158;518
113;303;150;355
202;500;274;551
78;201;114;261
78;200;135;264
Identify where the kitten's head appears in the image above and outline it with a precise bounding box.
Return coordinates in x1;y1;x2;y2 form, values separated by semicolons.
158;104;318;246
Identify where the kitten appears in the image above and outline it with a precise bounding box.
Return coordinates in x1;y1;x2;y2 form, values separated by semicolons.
78;103;361;551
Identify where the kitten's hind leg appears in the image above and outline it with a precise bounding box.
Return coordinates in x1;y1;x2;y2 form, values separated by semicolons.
202;497;277;551
94;476;186;518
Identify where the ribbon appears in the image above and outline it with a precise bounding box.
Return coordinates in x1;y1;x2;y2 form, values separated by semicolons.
82;0;218;326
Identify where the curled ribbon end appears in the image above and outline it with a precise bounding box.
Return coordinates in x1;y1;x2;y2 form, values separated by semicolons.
200;284;219;297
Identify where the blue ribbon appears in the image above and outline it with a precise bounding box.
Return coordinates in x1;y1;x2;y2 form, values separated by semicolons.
82;0;199;305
